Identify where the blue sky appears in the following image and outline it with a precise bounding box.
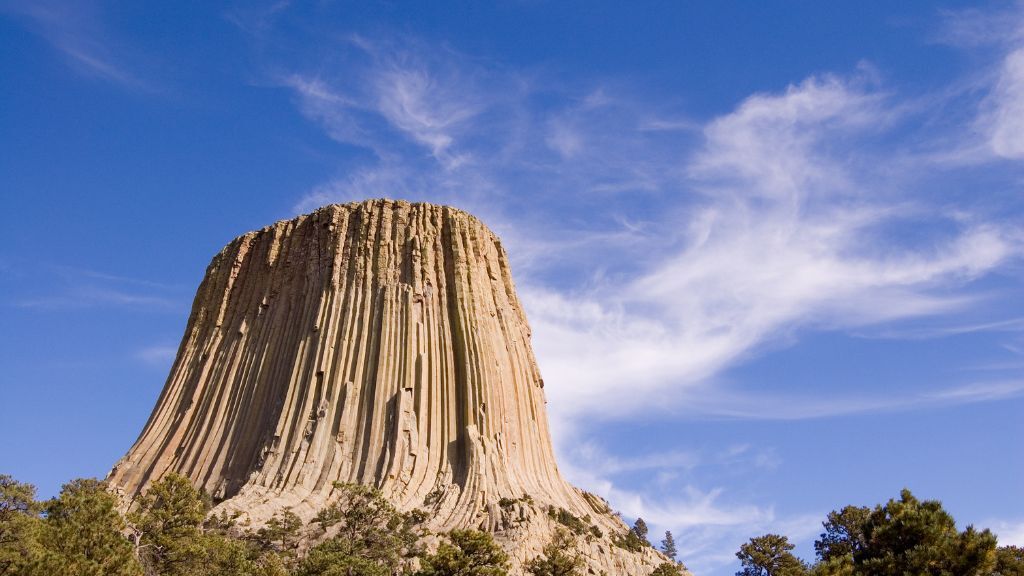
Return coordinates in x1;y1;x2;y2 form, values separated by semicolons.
1;1;1023;573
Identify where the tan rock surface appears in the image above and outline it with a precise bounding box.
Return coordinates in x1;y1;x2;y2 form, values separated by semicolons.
109;199;683;575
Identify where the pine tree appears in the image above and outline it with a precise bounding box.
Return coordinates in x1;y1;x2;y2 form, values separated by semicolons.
660;531;677;561
298;482;424;576
735;534;806;576
814;506;869;562
632;518;649;541
996;546;1024;576
129;473;207;576
417;529;510;576
526;529;584;576
856;489;996;575
252;509;303;565
0;474;43;576
34;478;142;576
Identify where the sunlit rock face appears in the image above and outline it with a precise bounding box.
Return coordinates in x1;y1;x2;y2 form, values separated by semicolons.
109;199;678;575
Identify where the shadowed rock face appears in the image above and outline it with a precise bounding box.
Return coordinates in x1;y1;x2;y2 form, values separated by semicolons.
109;199;676;575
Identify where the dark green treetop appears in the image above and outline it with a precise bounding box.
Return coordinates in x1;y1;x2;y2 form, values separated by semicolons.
417;529;509;576
735;534;807;576
660;530;677;560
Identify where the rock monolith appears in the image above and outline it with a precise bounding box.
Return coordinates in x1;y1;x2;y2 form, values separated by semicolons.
109;199;679;574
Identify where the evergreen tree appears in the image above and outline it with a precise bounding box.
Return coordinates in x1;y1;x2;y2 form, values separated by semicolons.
0;474;43;576
297;482;423;576
650;562;684;576
632;518;649;541
417;529;509;576
855;489;996;575
252;509;303;565
129;473;207;576
996;546;1024;576
813;506;869;562
735;534;806;576
525;529;583;576
660;531;677;561
130;473;285;576
33;478;142;576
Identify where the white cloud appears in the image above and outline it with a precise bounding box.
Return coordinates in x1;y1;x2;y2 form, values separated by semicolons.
283;37;1023;426
282;38;498;170
665;379;1024;421
136;345;178;366
16;287;177;310
1;0;146;88
557;440;819;574
987;48;1024;159
528;75;1019;421
990;519;1024;547
10;265;183;311
938;4;1024;161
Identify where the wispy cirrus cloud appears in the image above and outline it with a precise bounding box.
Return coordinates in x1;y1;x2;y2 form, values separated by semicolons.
276;32;1024;427
7;264;184;311
934;3;1024;161
988;518;1024;547
985;47;1024;159
530;73;1020;421
1;0;149;89
281;36;509;170
135;344;179;367
559;440;818;574
665;379;1024;421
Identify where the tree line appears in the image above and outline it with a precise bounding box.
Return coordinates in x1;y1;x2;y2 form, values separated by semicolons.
0;473;683;576
735;489;1023;576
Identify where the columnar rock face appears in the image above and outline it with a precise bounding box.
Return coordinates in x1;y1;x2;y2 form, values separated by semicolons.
109;200;676;575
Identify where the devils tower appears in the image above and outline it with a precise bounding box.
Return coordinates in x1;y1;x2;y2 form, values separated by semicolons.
109;199;675;574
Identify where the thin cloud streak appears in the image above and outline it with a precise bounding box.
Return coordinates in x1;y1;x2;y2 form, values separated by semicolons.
1;0;147;89
15;288;178;310
673;379;1024;421
558;440;820;574
136;345;179;366
8;264;184;311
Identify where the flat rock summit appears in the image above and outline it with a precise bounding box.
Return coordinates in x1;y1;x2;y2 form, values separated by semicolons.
109;199;678;574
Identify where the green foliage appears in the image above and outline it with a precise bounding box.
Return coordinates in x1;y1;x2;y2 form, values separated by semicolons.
0;474;43;576
611;529;647;553
806;556;853;576
813;506;869;562
660;530;677;561
498;495;533;511
855;489;996;575
130;473;286;576
253;509;303;563
129;473;207;576
546;506;589;537
632;518;649;541
996;546;1024;576
297;482;423;576
525;529;583;576
735;534;807;576
196;532;289;576
650;562;684;576
611;517;653;552
741;489;1006;576
416;529;509;576
34;478;142;576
